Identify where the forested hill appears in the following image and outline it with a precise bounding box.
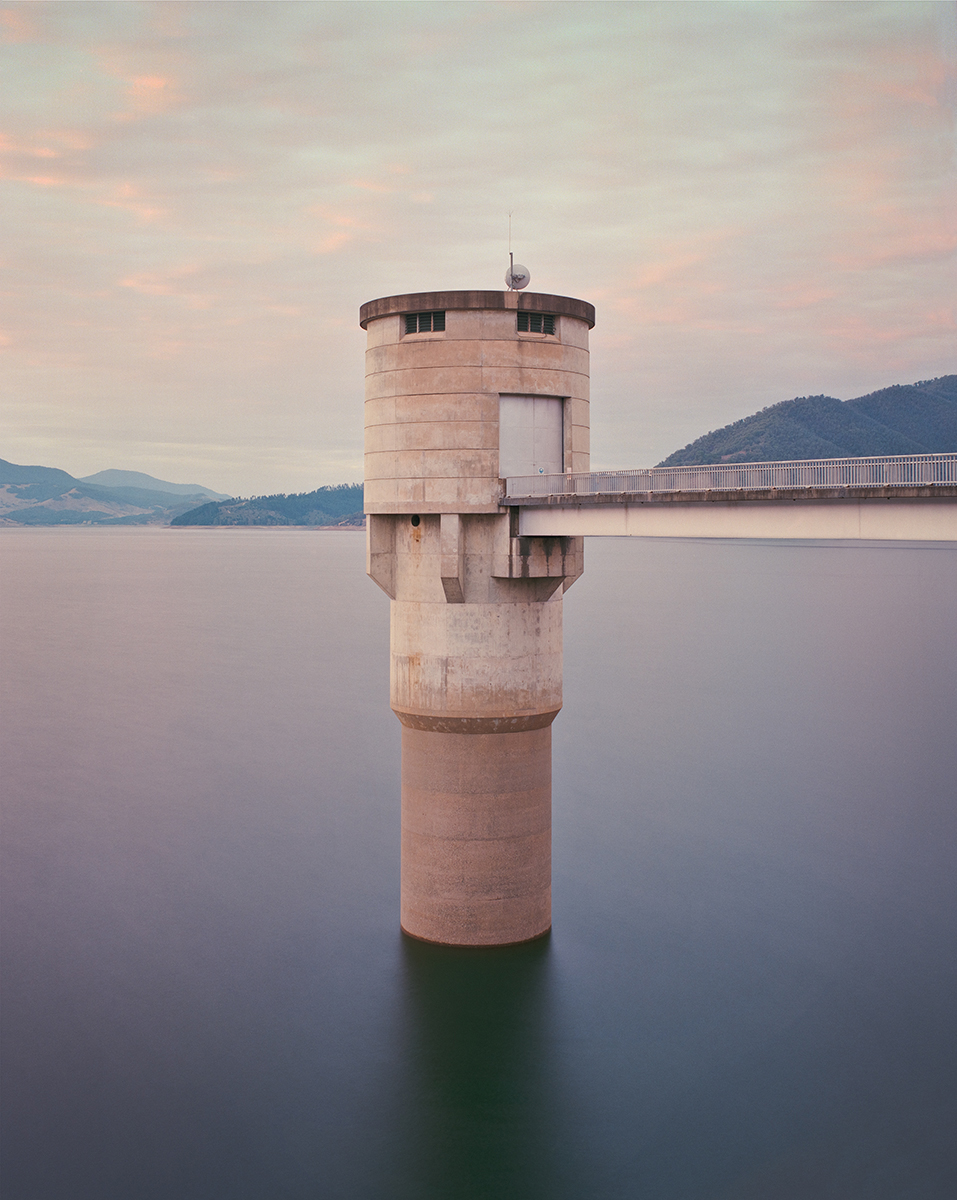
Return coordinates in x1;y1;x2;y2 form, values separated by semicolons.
171;484;364;526
657;376;957;467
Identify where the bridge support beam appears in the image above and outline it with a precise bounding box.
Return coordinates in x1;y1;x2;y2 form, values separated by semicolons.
518;497;957;541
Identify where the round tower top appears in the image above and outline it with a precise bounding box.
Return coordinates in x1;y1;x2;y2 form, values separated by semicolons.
359;290;595;330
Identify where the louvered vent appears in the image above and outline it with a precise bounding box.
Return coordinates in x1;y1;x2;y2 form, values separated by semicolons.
404;311;446;334
517;312;555;335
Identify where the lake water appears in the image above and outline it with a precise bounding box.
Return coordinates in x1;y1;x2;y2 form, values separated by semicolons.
2;527;956;1199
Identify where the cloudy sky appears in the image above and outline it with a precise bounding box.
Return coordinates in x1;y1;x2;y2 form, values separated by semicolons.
2;1;955;495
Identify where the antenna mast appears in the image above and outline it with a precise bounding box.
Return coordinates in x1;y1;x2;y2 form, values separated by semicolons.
505;213;530;291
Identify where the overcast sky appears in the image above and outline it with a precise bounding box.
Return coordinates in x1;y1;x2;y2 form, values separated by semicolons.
2;1;955;495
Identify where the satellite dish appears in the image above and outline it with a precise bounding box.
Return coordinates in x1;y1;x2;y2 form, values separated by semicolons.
506;263;530;290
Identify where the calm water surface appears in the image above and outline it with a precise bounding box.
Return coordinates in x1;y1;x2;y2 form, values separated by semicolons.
2;528;956;1199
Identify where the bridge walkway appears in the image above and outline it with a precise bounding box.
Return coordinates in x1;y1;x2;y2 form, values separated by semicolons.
505;453;957;542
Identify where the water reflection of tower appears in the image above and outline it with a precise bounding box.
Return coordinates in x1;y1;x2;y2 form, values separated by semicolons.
396;936;560;1198
360;285;594;946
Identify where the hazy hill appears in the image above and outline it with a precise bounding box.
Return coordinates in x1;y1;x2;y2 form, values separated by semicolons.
0;458;362;527
657;376;957;466
80;469;231;500
0;460;78;489
171;485;364;527
0;458;225;525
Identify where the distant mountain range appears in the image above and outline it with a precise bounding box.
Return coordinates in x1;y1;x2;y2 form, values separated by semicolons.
170;485;364;527
0;460;232;525
78;469;232;499
5;374;953;525
0;458;363;527
657;375;957;466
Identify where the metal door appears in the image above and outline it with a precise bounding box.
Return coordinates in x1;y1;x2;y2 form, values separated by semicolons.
498;395;563;479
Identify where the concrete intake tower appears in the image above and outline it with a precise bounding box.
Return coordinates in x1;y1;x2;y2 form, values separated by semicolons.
360;288;594;946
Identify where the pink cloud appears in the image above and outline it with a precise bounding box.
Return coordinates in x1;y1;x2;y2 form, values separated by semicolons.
0;134;58;159
118;265;211;309
0;8;39;43
829;213;957;270
0;134;69;183
307;205;375;254
773;286;838;311
10;173;66;188
316;232;353;253
349;179;393;194
872;47;952;109
825;306;956;353
129;74;172;102
112;72;181;121
119;273;177;297
98;182;165;222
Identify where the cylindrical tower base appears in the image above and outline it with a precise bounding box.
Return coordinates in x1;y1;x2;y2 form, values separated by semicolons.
399;724;552;946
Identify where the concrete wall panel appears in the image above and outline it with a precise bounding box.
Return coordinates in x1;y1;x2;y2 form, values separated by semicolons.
364;343;399;374
393;393;499;424
363;396;398;427
444;310;518;341
364;370;399;401
567;397;591;428
392;421;499;452
363;479;398;510
559;317;590;349
394;339;488;370
365;313;402;348
422;480;502;511
479;366;588;399
479;341;589;374
386;448;499;480
363;423;397;454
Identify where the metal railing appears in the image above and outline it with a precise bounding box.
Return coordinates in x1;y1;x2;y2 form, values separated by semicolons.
506;453;957;500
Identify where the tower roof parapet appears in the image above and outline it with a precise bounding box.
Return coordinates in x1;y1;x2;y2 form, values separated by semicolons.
359;290;595;329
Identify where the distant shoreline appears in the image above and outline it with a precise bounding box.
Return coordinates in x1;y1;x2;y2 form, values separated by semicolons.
170;523;366;531
0;522;366;531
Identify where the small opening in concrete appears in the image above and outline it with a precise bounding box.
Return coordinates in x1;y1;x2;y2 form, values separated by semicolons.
404;312;445;334
518;312;555;335
410;515;420;526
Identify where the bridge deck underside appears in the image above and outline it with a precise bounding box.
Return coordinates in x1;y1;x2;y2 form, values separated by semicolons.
514;488;957;541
